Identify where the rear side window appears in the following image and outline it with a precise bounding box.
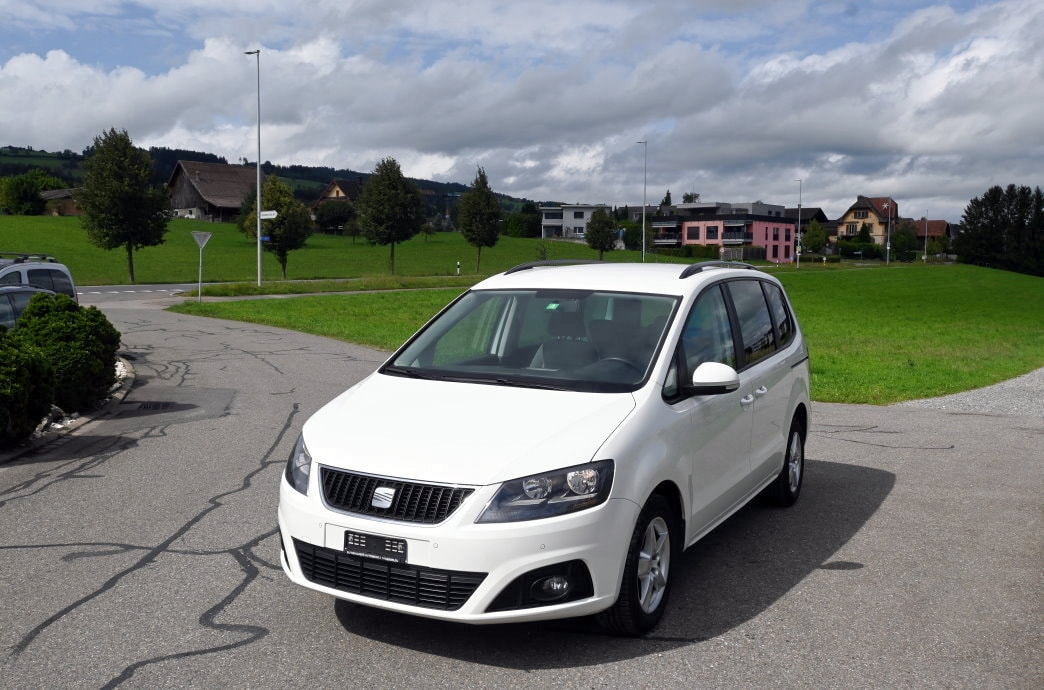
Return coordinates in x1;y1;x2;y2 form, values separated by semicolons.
726;280;776;367
27;269;55;291
49;270;75;298
0;269;23;285
764;283;795;350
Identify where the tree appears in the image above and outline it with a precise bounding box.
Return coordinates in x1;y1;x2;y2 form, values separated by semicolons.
802;219;827;254
314;200;355;235
585;207;617;260
504;201;542;238
892;221;918;261
356;158;424;274
682;192;700;204
457;167;502;272
660;189;672;207
79;128;170;283
955;184;1043;276
0;169;64;215
240;175;314;279
856;223;873;244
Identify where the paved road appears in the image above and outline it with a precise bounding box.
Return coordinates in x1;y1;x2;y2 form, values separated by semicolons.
1;293;1040;689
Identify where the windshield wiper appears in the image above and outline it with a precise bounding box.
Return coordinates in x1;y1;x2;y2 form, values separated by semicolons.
382;366;443;380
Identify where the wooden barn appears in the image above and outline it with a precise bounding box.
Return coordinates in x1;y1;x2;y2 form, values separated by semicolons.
167;160;262;222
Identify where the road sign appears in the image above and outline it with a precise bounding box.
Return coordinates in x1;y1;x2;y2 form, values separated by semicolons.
192;231;213;303
260;210;278;220
261;236;270;242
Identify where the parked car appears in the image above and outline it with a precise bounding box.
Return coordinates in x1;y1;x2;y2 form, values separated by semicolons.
278;260;811;635
0;253;78;303
0;285;56;331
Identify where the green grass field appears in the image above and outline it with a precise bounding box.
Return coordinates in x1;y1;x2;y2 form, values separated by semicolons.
4;216;1041;404
0;215;664;285
171;264;1044;405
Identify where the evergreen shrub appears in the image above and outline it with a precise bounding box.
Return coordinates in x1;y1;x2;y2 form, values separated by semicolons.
13;294;121;413
0;330;54;447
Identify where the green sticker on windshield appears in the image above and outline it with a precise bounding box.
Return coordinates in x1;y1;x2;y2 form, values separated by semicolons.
546;302;560;310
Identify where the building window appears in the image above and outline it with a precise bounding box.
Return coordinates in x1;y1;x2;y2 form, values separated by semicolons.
772;227;779;241
855;210;868;219
706;226;719;240
573;211;585;219
784;245;791;259
846;222;857;235
687;227;701;241
771;245;779;258
785;228;791;242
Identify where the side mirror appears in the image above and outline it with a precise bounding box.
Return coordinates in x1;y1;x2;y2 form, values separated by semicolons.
688;361;740;395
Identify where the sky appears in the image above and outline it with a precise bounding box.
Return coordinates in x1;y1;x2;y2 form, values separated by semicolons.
2;0;1042;223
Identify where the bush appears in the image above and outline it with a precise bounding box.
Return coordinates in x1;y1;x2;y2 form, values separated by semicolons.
837;240;882;260
13;294;121;413
0;329;54;447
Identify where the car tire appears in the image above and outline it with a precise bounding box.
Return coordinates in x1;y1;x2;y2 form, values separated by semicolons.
768;419;805;507
597;493;678;636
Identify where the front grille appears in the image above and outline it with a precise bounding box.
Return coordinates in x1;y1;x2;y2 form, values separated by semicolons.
320;467;473;524
293;539;485;611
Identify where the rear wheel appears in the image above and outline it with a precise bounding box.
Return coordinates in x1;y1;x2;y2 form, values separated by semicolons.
769;419;804;507
597;494;678;636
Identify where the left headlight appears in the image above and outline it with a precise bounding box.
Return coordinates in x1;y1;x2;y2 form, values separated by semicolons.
476;460;614;523
284;434;312;495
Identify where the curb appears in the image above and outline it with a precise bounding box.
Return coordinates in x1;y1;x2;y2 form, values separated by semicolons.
0;355;136;464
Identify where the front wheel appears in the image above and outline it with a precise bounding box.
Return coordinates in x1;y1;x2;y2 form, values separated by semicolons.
597;494;678;636
768;420;805;507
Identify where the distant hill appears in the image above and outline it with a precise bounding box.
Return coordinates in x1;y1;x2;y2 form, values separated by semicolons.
0;144;540;212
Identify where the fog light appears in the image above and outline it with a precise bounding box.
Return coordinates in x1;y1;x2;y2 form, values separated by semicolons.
531;575;572;602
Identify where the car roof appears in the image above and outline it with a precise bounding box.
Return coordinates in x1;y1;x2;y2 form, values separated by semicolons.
472;261;770;296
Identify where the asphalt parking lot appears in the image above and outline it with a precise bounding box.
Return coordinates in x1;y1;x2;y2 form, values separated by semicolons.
1;299;1040;688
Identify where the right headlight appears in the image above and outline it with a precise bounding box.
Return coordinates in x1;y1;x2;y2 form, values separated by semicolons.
476;460;614;523
284;434;312;495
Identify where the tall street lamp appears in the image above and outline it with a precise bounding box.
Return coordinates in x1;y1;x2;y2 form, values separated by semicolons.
245;49;262;286
923;211;929;263
885;198;892;265
795;178;802;269
637;140;647;262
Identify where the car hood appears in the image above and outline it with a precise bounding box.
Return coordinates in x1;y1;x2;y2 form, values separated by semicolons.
302;372;636;486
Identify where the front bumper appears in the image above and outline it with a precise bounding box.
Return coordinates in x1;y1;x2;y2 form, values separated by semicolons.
277;474;640;623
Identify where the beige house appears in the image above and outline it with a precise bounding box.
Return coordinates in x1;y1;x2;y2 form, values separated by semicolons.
836;196;898;245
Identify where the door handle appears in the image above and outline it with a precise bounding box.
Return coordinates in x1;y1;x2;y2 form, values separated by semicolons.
740;394;755;406
754;386;768;397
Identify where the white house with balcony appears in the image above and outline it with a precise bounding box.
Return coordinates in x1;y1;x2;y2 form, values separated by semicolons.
540;204;610;240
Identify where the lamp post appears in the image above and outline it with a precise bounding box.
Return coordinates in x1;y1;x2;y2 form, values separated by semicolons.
885;198;892;265
245;49;262;286
637;140;647;262
795;178;802;269
923;211;929;263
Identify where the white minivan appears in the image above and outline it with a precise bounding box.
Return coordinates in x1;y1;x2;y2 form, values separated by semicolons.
278;261;810;635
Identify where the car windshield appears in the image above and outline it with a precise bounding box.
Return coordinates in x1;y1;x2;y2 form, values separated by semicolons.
384;289;679;393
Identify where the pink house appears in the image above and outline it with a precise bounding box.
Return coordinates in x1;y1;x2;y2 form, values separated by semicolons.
655;201;797;262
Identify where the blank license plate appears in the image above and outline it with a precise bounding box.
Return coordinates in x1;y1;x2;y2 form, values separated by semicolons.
343;530;407;563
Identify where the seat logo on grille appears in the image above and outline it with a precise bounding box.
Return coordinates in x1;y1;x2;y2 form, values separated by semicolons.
371;486;396;509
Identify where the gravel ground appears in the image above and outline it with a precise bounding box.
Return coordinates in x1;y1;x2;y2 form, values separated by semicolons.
894;366;1044;417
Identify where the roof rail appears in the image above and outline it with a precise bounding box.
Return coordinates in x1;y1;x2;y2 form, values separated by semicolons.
0;252;59;263
678;261;757;279
504;259;602;275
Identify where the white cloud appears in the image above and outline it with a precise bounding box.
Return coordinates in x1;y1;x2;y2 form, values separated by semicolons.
0;0;1041;221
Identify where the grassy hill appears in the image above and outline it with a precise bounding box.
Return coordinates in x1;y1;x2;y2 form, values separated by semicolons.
0;215;645;285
